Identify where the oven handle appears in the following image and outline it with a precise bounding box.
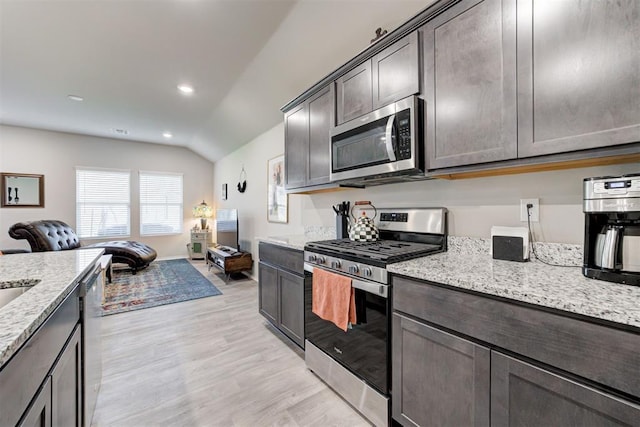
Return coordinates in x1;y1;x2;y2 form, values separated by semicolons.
384;114;396;162
304;263;388;298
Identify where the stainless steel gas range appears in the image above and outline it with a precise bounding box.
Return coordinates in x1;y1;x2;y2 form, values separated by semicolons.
303;207;447;426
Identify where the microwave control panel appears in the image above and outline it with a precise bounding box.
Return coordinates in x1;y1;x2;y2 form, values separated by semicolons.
396;109;412;160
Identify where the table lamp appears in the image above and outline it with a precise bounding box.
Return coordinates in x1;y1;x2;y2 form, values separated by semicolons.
193;200;213;230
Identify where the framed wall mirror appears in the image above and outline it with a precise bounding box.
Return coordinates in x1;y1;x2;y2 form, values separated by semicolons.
1;173;45;208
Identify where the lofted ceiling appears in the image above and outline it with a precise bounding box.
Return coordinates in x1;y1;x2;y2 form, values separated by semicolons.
0;0;430;163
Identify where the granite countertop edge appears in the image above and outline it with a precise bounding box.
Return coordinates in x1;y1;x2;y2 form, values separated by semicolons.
0;249;104;366
388;252;640;330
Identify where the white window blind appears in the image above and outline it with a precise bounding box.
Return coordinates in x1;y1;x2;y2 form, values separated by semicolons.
139;171;183;235
76;168;130;238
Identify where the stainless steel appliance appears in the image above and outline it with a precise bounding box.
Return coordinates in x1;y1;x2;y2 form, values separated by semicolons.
304;207;447;426
583;173;640;285
330;96;424;186
80;263;103;426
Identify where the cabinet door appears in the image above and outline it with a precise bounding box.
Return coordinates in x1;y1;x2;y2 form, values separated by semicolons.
392;313;490;427
424;0;517;169
258;262;278;325
51;325;81;427
277;269;305;348
307;85;333;186
284;103;308;189
491;352;640;427
18;377;52;427
517;0;640;157
336;61;373;125
372;32;420;109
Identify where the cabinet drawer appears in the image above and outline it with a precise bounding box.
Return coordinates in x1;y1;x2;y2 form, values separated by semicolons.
393;275;640;398
259;242;304;274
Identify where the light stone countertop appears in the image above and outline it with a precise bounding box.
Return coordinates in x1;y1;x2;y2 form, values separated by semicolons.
388;248;640;329
257;229;337;252
257;234;640;328
0;249;104;366
257;235;310;251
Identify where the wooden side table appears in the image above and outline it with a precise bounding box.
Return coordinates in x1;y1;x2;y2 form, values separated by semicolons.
206;246;253;280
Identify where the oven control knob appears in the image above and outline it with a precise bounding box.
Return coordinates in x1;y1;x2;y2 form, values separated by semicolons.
317;256;327;265
331;260;342;269
363;267;372;277
308;254;317;262
348;265;360;274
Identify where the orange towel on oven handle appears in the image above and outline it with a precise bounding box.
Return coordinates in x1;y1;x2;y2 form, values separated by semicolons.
312;267;356;332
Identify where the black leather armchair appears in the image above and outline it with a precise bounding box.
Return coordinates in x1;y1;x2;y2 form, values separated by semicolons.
9;220;157;273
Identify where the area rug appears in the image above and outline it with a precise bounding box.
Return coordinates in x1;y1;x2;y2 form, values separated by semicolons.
102;258;222;316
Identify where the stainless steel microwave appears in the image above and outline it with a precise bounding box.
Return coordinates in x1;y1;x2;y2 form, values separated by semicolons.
330;95;423;184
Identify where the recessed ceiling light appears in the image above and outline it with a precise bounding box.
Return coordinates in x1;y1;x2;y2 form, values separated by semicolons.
67;95;84;101
177;84;194;95
162;132;173;139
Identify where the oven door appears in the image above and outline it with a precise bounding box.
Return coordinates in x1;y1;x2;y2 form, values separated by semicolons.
330;95;418;183
304;264;390;395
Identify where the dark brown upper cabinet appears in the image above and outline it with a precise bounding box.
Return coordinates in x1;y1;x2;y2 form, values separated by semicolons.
284;103;307;189
516;0;640;158
284;84;333;190
423;0;518;170
336;32;420;125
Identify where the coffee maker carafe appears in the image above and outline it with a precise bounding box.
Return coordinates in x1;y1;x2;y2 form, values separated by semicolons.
583;174;640;286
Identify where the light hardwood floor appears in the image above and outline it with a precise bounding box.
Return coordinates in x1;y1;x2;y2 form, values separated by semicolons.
92;260;370;427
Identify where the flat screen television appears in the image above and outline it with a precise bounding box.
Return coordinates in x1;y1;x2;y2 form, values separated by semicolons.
215;208;239;251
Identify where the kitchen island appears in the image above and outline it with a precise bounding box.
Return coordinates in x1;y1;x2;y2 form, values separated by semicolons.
0;248;104;366
0;249;103;426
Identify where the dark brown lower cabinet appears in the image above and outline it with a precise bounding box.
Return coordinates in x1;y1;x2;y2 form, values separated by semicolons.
258;261;278;326
491;353;640;427
258;243;309;349
19;377;52;427
51;325;82;427
20;325;82;427
392;275;640;427
392;313;490;427
277;269;305;347
258;261;307;348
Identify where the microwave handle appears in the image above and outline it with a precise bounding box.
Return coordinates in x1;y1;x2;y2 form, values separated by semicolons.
384;114;397;162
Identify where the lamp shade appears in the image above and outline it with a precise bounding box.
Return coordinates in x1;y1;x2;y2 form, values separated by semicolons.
193;200;213;230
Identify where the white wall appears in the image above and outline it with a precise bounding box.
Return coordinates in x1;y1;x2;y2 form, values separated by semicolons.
213;121;639;258
0;125;214;257
212;123;304;258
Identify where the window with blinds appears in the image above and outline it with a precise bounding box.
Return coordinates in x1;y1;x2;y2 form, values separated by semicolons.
139;172;183;235
76;168;131;238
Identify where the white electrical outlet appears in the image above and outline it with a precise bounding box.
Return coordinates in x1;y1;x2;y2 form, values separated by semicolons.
520;198;539;222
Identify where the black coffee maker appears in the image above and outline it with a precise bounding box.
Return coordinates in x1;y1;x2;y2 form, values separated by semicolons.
333;201;350;239
583;174;640;286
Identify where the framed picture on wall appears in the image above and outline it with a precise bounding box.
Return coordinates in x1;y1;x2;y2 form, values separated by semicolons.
267;154;287;223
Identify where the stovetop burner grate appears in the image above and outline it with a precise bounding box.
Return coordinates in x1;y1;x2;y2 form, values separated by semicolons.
305;238;442;263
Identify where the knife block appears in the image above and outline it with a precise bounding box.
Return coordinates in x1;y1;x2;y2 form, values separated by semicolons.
336;215;349;239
